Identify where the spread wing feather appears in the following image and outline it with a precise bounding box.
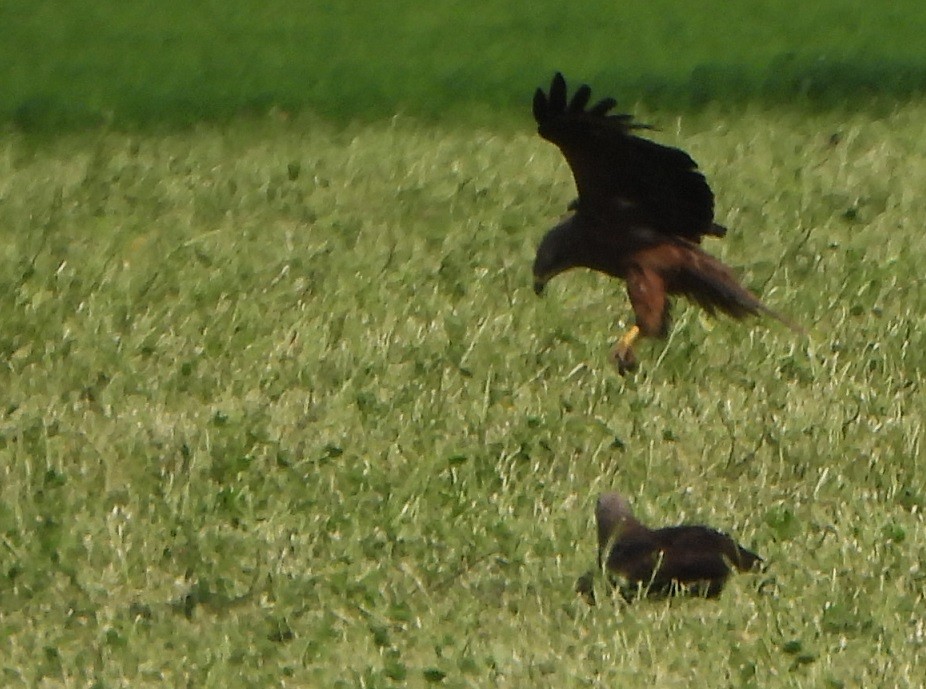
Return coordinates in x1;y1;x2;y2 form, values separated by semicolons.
534;72;719;243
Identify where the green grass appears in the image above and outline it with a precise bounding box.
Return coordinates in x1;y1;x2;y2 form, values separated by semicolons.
5;0;926;130
0;100;924;687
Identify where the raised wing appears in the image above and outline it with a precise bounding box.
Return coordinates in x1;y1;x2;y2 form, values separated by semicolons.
533;73;720;243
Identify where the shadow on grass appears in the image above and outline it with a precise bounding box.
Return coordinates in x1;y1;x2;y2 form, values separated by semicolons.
9;56;926;134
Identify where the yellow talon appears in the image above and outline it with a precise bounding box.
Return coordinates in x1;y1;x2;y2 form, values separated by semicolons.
611;325;641;374
617;325;640;352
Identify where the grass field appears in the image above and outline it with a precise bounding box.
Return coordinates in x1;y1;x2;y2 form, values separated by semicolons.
2;1;926;686
1;99;924;686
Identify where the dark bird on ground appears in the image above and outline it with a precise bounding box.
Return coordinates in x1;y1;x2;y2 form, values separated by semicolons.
531;73;795;372
595;492;762;599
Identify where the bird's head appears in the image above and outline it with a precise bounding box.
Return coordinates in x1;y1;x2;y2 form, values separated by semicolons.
533;216;581;295
595;492;637;562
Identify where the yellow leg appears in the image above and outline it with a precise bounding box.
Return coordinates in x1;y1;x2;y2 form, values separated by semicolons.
616;325;640;353
610;325;640;374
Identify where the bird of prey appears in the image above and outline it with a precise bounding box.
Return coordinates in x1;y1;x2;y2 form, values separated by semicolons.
532;72;793;372
595;492;762;599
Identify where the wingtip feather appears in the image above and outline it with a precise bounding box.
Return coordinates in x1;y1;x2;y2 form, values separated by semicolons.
588;97;617;117
532;87;548;124
549;72;567;113
569;84;592;113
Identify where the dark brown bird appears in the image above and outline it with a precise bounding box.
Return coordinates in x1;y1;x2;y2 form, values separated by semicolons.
532;73;794;372
595;492;762;599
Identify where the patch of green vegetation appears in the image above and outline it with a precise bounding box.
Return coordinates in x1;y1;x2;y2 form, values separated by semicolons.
0;102;923;686
4;1;926;130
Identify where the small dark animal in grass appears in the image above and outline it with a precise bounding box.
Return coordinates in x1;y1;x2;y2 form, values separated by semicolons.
531;73;796;373
595;492;762;599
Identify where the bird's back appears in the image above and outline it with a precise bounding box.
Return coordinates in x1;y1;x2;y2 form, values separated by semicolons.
605;524;761;597
654;525;761;571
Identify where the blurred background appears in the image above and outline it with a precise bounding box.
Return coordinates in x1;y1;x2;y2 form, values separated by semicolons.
5;0;926;131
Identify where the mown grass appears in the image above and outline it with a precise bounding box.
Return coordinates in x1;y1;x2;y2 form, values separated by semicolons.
0;100;923;687
5;0;926;130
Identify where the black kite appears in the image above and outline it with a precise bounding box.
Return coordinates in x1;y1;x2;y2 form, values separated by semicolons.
596;492;762;599
532;73;792;372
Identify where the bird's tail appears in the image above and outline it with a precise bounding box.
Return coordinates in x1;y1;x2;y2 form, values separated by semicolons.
675;245;801;333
